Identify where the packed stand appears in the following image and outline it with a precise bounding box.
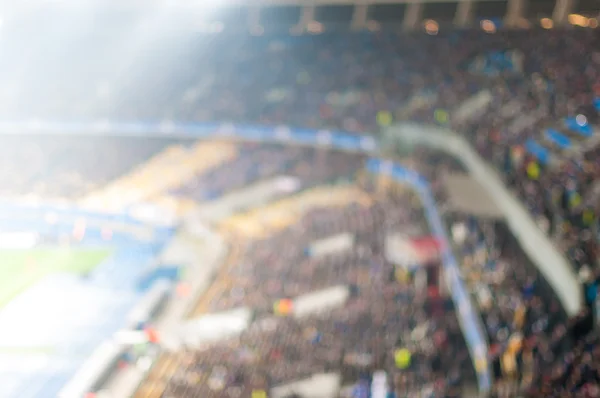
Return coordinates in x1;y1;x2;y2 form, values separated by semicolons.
164;291;468;398
0;27;485;129
450;29;600;277
450;41;600;397
404;145;599;396
533;331;600;397
207;191;419;313
456;84;600;273
498;145;600;273
0;17;567;128
3;19;597;136
161;186;473;398
446;214;571;396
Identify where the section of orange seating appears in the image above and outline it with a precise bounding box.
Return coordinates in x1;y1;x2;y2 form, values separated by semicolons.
79;141;238;213
218;185;373;239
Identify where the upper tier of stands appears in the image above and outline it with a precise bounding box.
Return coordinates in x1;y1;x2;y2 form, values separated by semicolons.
0;28;595;130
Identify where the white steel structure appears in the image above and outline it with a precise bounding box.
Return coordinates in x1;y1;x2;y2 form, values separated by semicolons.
158;0;594;30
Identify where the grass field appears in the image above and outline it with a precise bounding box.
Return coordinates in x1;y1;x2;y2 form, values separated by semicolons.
0;248;112;310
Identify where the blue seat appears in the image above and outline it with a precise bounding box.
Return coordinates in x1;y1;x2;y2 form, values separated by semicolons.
544;129;571;150
564;117;593;138
525;139;551;165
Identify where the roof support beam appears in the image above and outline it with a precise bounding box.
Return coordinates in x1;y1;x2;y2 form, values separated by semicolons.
231;0;511;5
300;4;316;27
351;4;369;30
248;6;261;28
403;2;423;31
553;0;574;26
505;0;524;27
454;0;474;27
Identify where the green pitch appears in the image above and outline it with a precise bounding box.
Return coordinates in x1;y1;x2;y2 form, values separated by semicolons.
0;247;112;310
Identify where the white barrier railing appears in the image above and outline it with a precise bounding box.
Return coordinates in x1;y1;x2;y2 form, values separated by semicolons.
390;122;582;317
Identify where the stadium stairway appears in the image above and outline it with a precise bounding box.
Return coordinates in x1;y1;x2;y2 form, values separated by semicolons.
133;352;179;398
187;242;242;318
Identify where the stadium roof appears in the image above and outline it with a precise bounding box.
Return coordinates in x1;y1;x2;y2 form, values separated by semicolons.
171;0;507;4
152;0;595;18
1;0;597;32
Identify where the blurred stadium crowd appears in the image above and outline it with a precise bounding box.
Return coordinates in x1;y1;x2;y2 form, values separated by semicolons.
162;187;471;398
0;4;599;398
